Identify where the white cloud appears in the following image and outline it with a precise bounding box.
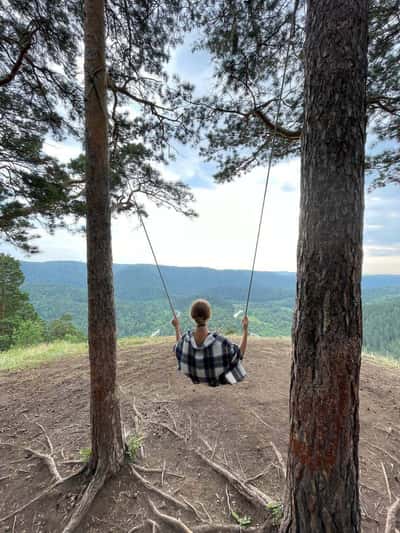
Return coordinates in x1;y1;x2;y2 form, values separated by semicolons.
363;255;400;275
111;159;300;271
44;138;82;163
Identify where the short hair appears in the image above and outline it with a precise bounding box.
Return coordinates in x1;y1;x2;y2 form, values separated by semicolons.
190;299;211;326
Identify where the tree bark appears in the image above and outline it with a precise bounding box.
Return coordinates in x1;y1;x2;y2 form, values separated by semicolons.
281;1;368;532
84;0;124;476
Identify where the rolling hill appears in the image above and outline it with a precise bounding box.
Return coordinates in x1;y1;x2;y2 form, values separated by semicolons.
20;261;400;359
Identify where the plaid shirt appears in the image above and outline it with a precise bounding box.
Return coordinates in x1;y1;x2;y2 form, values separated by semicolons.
174;331;246;387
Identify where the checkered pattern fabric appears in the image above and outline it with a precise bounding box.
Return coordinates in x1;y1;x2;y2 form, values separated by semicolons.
174;331;246;387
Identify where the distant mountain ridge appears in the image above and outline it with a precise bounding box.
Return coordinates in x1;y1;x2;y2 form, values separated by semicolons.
20;260;400;299
18;261;400;358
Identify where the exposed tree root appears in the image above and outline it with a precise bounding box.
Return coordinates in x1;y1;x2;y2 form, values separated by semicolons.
130;465;190;512
148;499;264;533
384;498;400;533
1;422;65;482
147;518;160;532
147;498;194;533
195;449;272;509
145;414;273;515
62;467;107;533
133;403;274;530
0;469;83;523
180;495;207;523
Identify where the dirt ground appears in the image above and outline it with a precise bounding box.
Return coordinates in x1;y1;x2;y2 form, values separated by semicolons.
0;338;399;533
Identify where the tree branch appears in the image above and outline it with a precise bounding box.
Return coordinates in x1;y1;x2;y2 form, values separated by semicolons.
0;29;38;87
253;109;301;140
367;95;400;116
107;77;174;116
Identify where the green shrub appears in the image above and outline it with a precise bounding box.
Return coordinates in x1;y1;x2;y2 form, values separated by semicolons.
79;447;92;463
12;319;45;347
126;434;144;462
266;502;284;526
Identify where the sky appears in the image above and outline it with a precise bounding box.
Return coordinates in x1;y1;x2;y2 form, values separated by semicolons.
2;38;400;275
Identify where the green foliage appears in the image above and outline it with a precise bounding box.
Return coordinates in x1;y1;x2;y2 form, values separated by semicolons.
266;502;284;526
363;296;400;359
189;1;400;188
47;313;86;343
79;447;92;463
0;255;88;351
0;254;41;350
0;1;196;253
0;1;83;252
11;318;46;347
126;434;144;463
231;510;252;527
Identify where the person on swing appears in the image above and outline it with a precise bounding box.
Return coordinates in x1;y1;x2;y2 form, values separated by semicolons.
171;299;248;387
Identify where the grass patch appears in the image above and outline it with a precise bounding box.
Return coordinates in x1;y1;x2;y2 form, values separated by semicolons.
0;336;171;372
363;351;400;369
2;335;398;373
0;340;88;372
117;336;168;350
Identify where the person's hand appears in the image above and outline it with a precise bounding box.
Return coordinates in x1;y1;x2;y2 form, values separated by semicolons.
171;316;180;329
242;316;249;331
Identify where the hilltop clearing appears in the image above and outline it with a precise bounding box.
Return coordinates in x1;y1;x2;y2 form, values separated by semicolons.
0;339;399;532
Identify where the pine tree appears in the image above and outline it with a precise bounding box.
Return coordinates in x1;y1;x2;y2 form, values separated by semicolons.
191;0;399;188
0;0;196;252
0;253;39;349
280;2;368;530
62;1;123;531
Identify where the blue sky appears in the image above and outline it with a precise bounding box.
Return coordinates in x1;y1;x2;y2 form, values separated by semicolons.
2;38;400;275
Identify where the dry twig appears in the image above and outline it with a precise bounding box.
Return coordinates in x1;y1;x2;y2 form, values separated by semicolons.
382;462;392;503
161;459;166;487
127;522;145;533
385;498;400;533
134;463;184;480
270;441;286;478
364;441;400;465
199;502;212;523
250;412;274;431
245;466;271;484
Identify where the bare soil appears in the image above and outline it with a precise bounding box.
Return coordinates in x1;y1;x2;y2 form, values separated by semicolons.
0;338;399;532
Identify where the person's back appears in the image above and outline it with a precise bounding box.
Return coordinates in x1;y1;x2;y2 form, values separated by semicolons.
172;299;248;387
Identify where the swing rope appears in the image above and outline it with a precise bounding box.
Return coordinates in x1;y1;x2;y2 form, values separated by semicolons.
133;200;177;320
244;2;299;317
136;2;299;321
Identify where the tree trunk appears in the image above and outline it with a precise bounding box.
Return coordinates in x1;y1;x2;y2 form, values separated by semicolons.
280;1;368;532
84;0;124;476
